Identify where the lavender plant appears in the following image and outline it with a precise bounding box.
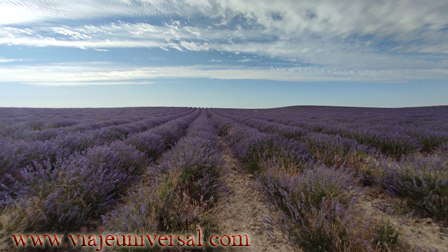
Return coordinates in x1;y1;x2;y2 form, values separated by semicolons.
10;141;147;231
211;113;312;172
379;155;448;223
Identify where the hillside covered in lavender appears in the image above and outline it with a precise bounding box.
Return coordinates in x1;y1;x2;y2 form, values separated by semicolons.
0;106;447;251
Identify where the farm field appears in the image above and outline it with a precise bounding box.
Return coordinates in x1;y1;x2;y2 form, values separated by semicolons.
0;106;447;251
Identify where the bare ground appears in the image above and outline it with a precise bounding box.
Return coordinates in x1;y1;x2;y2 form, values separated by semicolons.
0;228;7;252
212;140;300;252
357;191;448;252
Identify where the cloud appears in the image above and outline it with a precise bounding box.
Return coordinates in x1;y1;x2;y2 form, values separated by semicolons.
1;21;447;71
0;62;446;85
0;58;18;63
0;57;29;63
93;48;109;52
0;0;447;83
0;22;207;50
51;27;92;40
2;1;446;36
238;58;256;63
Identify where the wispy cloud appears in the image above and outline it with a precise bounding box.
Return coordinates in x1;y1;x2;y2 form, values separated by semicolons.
0;57;29;63
0;57;17;63
0;62;446;85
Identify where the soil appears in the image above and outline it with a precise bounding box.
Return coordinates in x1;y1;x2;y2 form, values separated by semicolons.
213;140;300;252
357;191;448;252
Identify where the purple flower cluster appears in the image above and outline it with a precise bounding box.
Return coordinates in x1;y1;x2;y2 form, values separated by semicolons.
303;132;375;168
378;155;448;223
211;112;312;172
21;141;147;231
260;166;361;251
125;113;197;161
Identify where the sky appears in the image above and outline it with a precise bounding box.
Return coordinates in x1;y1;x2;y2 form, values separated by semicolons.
0;0;447;108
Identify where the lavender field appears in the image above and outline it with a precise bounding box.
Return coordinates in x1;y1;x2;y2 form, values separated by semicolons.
1;106;447;251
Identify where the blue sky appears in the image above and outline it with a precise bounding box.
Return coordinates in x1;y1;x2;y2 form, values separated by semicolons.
0;0;447;108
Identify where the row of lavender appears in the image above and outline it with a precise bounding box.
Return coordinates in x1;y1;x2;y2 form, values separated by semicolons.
221;106;448;157
0;108;194;193
0;108;200;234
213;109;374;168
102;111;223;242
217;108;448;223
0;107;191;140
223;106;448;133
215;109;448;225
208;111;403;251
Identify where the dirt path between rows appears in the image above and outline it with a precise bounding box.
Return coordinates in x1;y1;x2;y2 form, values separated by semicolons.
213;140;300;252
358;192;448;251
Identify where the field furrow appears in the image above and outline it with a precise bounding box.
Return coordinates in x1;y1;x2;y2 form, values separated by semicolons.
213;139;298;252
